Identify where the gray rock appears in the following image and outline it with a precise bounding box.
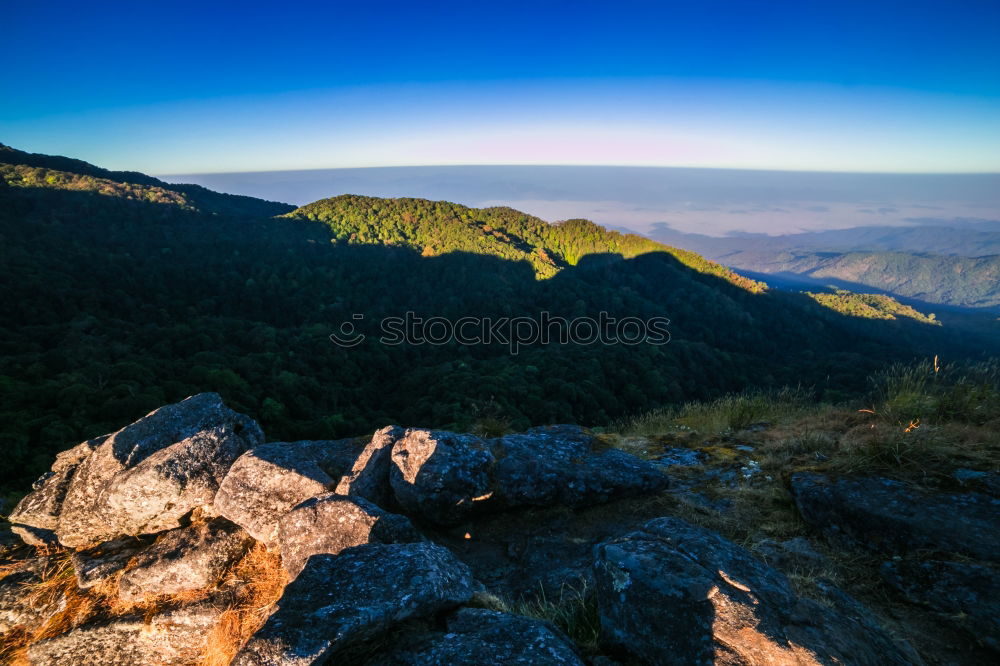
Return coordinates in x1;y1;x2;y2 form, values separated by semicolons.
27;601;221;665
791;473;1000;561
785;580;924;666
653;447;706;468
952;469;1000;497
56;393;263;548
277;492;423;579
213;437;370;545
389;425;668;526
10;523;59;548
234;542;478;665
8;436;104;545
334;425;405;507
882;559;1000;651
754;536;828;572
367;608;584;665
118;518;253;602
390;429;496;525
491;425;669;511
593;516;913;666
70;536;147;589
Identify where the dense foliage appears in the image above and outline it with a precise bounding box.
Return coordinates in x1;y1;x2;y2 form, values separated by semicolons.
1;147;993;493
290;195;766;291
805;290;940;324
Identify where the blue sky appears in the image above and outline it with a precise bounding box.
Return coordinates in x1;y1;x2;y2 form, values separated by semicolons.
3;0;1000;173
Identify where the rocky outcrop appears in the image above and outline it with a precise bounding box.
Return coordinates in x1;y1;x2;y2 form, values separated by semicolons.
27;601;222;665
54;393;263;548
390;430;496;525
491;425;670;510
790;472;1000;660
882;559;1000;652
8;395;975;665
276;493;423;579
212;430;401;546
234;543;479;665
333;425;403;506
593;517;913;665
118;518;253;602
7;436;105;546
368;608;585;665
791;472;1000;561
389;425;669;525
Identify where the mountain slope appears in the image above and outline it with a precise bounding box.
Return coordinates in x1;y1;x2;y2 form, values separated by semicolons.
649;223;1000;312
0;145;991;493
0;143;294;218
287;194;766;291
719;250;1000;311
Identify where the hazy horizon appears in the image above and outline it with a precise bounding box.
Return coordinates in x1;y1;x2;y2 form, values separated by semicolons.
162;165;1000;237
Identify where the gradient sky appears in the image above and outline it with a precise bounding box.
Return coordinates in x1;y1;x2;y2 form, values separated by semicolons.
3;0;1000;173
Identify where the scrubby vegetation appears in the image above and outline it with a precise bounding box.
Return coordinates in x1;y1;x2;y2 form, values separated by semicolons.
598;359;999;660
615;358;1000;483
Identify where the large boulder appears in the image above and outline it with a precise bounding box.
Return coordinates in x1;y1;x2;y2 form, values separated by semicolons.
366;608;584;665
491;425;669;509
213;431;397;546
593;517;913;666
117;518;253;602
791;473;1000;561
233;542;478;665
388;426;668;526
55;393;263;548
8;436;105;546
277;493;423;579
26;601;222;665
882;559;1000;652
389;430;496;525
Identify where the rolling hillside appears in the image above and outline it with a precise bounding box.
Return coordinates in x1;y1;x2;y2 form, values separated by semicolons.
0;145;986;492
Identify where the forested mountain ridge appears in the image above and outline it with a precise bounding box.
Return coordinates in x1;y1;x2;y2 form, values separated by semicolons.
0;145;989;496
288;195;767;291
0;143;293;218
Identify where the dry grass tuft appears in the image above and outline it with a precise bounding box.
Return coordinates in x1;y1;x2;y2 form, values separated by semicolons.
471;581;601;655
0;551;98;660
200;543;288;666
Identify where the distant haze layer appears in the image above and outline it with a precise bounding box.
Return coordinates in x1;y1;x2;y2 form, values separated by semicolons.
162;166;1000;237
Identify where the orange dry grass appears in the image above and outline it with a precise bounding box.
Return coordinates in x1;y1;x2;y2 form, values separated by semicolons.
201;543;288;666
0;535;253;663
0;552;99;663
